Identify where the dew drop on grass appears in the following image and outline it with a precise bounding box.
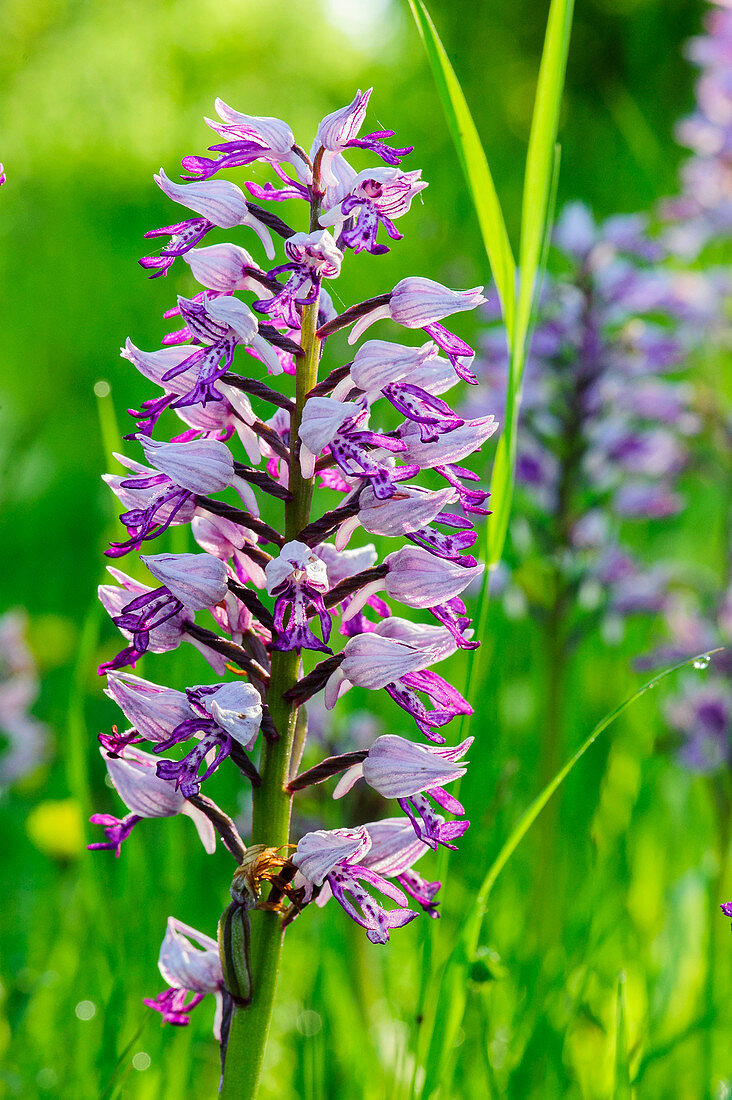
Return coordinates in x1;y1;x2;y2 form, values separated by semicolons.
693;655;711;670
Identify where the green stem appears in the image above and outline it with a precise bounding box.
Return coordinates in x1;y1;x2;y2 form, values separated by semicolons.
219;277;322;1096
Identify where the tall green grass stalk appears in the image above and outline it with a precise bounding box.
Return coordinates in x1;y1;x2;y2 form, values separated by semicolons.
407;2;573;1092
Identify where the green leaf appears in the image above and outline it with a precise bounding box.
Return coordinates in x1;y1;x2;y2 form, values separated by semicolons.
417;650;720;1097
407;0;516;334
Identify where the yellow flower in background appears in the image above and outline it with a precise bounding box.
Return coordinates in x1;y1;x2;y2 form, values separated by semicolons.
26;798;84;860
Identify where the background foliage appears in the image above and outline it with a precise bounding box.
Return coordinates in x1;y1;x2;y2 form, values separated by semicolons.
1;0;729;1097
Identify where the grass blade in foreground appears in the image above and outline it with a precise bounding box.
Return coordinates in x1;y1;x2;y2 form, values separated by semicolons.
417;650;721;1096
406;7;573;1092
487;0;575;568
407;0;516;333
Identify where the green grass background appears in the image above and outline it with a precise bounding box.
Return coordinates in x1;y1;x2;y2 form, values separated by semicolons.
1;0;730;1096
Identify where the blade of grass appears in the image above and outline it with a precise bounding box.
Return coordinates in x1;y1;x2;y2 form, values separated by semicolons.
407;0;516;334
487;0;574;568
406;7;573;1093
614;973;631;1098
417;650;720;1096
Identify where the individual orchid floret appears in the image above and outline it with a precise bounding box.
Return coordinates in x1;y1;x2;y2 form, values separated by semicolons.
347;277;486;381
292;826;416;944
144;917;224;1036
121;338;261;449
324;624;470;740
348;339;441;395
344;546;483;647
298;396;417;497
358;817;441;917
154;680;262;796
98;557;228;674
99;568;193;674
347;483;478;568
254;232;343;328
104;437;255;557
334;734;472;850
265;542;331;652
183;99;311;184
320;168;427;254
162;294;282;408
314;90;413;190
140;169;273;277
722;902;732;930
89;741;217;856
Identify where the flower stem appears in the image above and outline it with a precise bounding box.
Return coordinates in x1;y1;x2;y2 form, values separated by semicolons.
219;290;322;1098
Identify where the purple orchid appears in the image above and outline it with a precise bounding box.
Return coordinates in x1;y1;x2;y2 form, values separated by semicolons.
359;817;441;917
144;918;224;1036
334;734;472;850
162;293;282;408
140;170;274;277
265;541;331;652
89;742;217;856
293;827;417;944
182;100;310;184
253;231;343;328
345;277;486;382
320;167;427;254
154;680;262;796
298;396;418;498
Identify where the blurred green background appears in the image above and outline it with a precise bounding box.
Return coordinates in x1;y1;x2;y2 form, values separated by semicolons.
1;0;729;1097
